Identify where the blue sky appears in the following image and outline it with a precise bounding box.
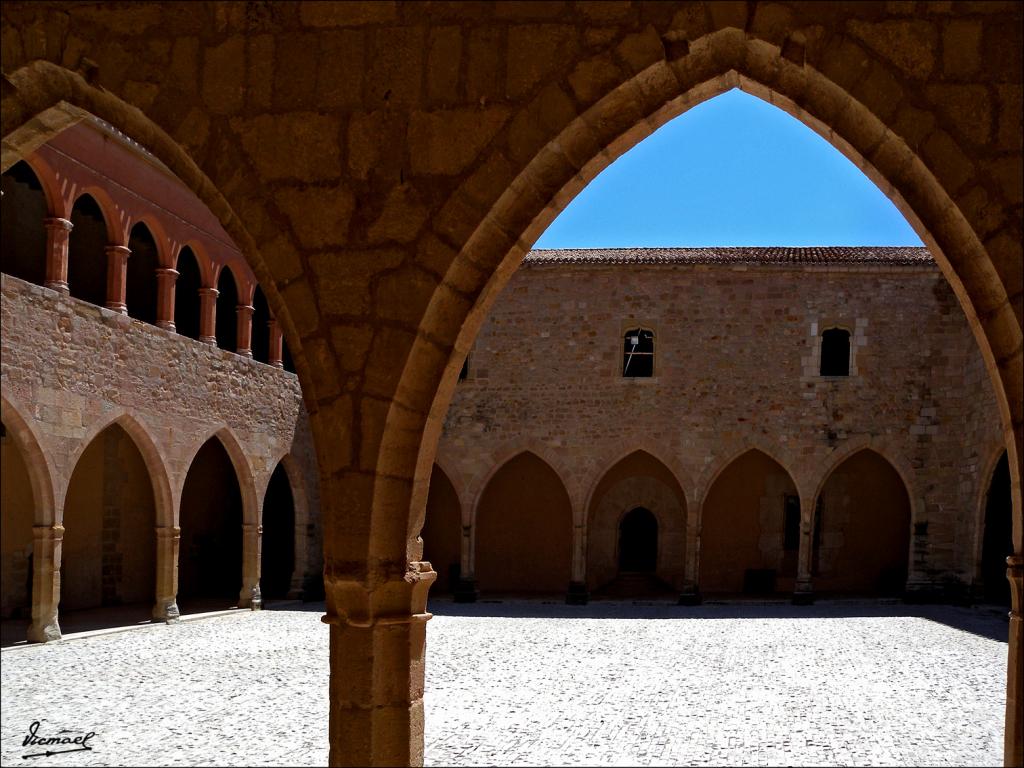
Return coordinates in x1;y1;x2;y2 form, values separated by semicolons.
534;89;923;249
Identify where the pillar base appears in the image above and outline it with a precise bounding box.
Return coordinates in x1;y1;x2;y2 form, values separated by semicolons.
565;581;589;605
200;335;217;345
27;617;61;643
106;302;128;315
44;281;69;294
792;589;815;605
240;585;263;610
453;578;478;603
677;588;702;606
153;599;181;622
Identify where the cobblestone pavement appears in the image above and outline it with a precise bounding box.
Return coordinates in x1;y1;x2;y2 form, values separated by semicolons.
0;601;1008;766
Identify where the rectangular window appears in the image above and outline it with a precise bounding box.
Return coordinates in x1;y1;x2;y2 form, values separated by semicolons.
623;328;654;377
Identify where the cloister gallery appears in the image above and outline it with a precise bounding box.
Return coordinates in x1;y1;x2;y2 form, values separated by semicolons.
0;2;1021;767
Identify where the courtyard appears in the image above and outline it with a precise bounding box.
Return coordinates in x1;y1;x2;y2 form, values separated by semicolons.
0;601;1008;767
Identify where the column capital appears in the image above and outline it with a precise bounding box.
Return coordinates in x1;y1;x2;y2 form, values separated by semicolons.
236;303;255;316
197;286;219;298
155;267;180;279
43;216;73;232
104;244;131;257
322;561;436;628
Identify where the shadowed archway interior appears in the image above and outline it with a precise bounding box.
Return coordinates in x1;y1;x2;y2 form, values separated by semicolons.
618;507;657;572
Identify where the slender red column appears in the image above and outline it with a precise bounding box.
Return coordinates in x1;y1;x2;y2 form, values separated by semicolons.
198;287;218;345
43;217;72;294
104;244;131;314
155;268;179;331
268;318;284;368
236;303;255;358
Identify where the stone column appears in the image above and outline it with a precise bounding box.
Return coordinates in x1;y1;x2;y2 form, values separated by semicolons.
1006;554;1023;767
43;217;72;294
104;244;131;314
268;318;284;368
236;303;255;358
239;523;262;609
28;524;63;643
155;268;179;331
325;562;435;766
453;522;477;603
566;522;588;604
793;498;815;605
153;526;181;621
679;498;702;605
198;287;218;345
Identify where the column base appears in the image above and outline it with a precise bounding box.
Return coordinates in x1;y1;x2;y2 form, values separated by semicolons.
27;617;62;643
240;585;263;610
200;335;217;345
157;321;176;332
153;599;181;622
565;581;589;605
453;578;478;603
44;281;69;294
677;588;702;606
792;589;815;605
106;302;128;315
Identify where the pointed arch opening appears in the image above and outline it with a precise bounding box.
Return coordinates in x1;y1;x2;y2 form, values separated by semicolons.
422;464;462;594
260;461;296;601
215;266;239;353
251;285;272;365
60;423;156;616
67;193;110;308
813;449;911;596
174;246;202;341
979;452;1011;606
178;436;244;612
586;450;686;597
125;221;159;325
0;161;47;286
475;452;571;595
1;420;36;620
700;450;799;596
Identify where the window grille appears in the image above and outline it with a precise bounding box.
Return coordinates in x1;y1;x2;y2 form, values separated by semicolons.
623;328;654;377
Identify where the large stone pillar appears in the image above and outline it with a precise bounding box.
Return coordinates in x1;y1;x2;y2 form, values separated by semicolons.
325;562;435;767
679;496;702;605
268;318;284;368
566;522;588;604
104;244;130;314
453;522;477;603
236;303;255;358
28;524;63;643
43;217;72;294
793;497;815;604
198;286;218;345
239;523;262;608
1006;554;1023;767
153;526;181;621
155;268;178;331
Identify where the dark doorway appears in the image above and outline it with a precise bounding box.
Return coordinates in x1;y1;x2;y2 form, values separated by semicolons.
216;266;239;353
260;461;295;600
175;247;202;340
0;161;47;286
980;452;1011;605
68;194;109;307
125;222;159;325
618;507;657;572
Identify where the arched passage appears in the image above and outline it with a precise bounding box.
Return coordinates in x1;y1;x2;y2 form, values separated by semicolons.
422;464;461;594
0;161;47;285
700;450;798;596
475;452;572;595
215;266;238;353
813;450;911;596
586;450;687;595
174;247;202;340
980;452;1012;606
67;194;109;307
178;436;243;610
61;424;156;613
1;421;35;619
260;461;295;601
251;286;271;364
125;222;159;325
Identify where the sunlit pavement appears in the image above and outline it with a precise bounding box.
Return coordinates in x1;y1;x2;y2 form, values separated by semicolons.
0;600;1008;766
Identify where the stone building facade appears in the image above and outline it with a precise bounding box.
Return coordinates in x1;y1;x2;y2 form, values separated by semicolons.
0;117;322;643
425;248;1008;605
1;3;1021;765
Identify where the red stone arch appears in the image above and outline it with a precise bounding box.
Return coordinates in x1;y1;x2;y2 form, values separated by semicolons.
173;240;216;288
126;212;171;268
14;153;61;218
61;409;174;529
68;186;125;246
0;392;56;527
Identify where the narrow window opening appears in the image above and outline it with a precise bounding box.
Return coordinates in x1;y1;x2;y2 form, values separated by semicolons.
820;328;850;376
623;328;654;378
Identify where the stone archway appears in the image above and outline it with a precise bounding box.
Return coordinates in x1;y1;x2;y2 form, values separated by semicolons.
981;452;1013;606
422;464;461;595
1;8;1021;764
260;460;295;602
1;418;36;620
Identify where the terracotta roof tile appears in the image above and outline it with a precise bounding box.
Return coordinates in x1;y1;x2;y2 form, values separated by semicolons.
523;247;933;267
